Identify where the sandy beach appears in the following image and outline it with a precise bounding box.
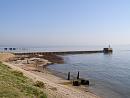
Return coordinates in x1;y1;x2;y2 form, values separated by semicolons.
0;53;100;98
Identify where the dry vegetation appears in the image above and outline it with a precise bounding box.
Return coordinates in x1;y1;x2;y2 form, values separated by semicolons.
0;53;15;61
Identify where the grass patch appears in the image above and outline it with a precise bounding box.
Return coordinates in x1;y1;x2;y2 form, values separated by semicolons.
0;63;47;98
11;70;24;77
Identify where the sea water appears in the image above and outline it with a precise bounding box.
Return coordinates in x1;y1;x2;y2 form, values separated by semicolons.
47;46;130;98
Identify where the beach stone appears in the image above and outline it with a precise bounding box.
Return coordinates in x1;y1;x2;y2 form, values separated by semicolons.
80;79;89;85
72;80;80;86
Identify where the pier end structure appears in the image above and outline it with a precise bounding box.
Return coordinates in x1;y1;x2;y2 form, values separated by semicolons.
103;48;113;53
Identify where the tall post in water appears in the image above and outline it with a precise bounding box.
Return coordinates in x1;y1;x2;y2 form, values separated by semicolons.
68;72;70;80
77;71;80;79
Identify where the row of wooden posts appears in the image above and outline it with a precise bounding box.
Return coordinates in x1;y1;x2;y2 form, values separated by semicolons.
67;71;89;86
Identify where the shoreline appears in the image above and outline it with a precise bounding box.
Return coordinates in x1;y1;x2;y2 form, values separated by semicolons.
3;61;100;98
0;52;101;98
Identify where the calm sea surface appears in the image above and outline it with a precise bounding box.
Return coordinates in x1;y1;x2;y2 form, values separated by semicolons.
1;45;130;98
46;46;130;98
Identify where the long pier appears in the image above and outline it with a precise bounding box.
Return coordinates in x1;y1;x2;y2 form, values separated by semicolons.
14;48;113;55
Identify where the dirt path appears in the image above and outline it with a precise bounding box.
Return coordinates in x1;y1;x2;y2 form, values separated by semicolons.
2;62;100;98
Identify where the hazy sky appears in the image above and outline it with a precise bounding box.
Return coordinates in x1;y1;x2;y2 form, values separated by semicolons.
0;0;130;47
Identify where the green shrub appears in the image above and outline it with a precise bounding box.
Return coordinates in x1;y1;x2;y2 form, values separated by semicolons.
39;94;47;98
23;85;39;96
34;81;45;88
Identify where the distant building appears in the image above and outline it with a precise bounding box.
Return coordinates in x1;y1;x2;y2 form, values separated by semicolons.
9;48;13;51
4;48;8;51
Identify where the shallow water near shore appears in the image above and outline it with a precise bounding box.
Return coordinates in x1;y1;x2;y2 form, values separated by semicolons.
47;49;130;98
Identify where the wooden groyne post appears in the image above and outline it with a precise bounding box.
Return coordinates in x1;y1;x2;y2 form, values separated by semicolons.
77;71;80;79
67;72;70;80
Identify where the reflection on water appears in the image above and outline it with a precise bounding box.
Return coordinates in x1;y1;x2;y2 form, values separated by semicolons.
48;51;130;98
